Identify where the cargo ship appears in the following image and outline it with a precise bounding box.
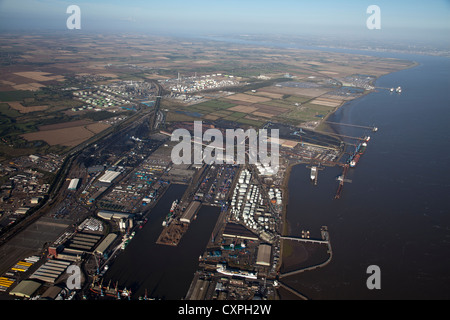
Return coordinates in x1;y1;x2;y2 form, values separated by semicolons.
349;153;361;167
162;199;178;226
170;199;178;212
348;137;369;168
310;166;317;181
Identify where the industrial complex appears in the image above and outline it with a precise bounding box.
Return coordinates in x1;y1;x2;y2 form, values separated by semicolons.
0;61;376;301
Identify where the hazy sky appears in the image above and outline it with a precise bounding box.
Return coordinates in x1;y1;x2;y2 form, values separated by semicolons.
0;0;449;42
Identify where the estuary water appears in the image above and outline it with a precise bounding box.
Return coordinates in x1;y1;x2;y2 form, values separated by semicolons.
102;184;220;300
284;53;450;299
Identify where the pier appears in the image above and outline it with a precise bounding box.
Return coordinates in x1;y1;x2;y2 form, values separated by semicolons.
324;121;378;132
334;164;349;199
279;236;328;245
279;226;332;279
313;130;368;141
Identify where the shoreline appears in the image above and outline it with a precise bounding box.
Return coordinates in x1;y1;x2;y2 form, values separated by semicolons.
276;57;420;286
316;59;420;134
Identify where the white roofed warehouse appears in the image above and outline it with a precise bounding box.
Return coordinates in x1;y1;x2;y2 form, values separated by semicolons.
68;178;80;190
256;244;272;267
98;170;121;184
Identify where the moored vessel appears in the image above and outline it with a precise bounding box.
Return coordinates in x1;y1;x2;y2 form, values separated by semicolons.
310;166;317;181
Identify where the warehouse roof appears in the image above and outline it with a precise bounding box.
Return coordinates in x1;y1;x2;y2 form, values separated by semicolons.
256;244;272;266
97;210;132;220
68;178;79;190
98;170;121;183
9;280;41;298
95;233;117;255
180;201;201;224
222;223;259;241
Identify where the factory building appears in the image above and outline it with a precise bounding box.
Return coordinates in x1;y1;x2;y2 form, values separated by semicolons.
9;280;41;298
256;244;272;267
119;218;133;232
222;223;259;241
68;178;79;190
65;233;102;252
97;210;133;221
98;170;121;184
180;201;201;224
95;233;117;256
29;259;71;284
30;197;42;205
56;248;83;262
15;207;30;215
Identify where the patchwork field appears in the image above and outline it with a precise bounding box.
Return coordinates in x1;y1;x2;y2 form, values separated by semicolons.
309;97;343;107
21;121;111;147
0;70;66;92
248;90;284;99
261;85;330;97
6;101;49;113
175;83;343;128
228;105;259;113
0;32;415;157
13;71;64;82
224;93;272;103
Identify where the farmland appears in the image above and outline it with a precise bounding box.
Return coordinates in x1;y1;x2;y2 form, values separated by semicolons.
0;31;415;158
21;121;111;147
168;82;346;129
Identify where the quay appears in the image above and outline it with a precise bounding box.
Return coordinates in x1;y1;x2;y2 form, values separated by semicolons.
279;226;332;279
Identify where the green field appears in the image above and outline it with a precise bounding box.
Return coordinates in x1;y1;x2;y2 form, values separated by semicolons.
277;102;336;122
235;117;265;127
0;90;34;102
170;91;338;128
223;112;246;121
188;100;236;111
0;103;21;117
0;88;123;158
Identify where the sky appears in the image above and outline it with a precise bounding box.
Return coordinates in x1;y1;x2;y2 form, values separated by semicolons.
0;0;449;43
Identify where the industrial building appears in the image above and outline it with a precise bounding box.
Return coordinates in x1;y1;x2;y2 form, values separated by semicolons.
9;280;42;298
98;170;121;184
29;259;71;284
187;278;211;300
97;210;132;221
95;233;117;255
40;285;65;300
180;201;201;224
256;244;272;267
14;207;30;215
65;232;102;252
222;223;259;241
57;248;83;262
68;178;79;190
30;197;42;205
